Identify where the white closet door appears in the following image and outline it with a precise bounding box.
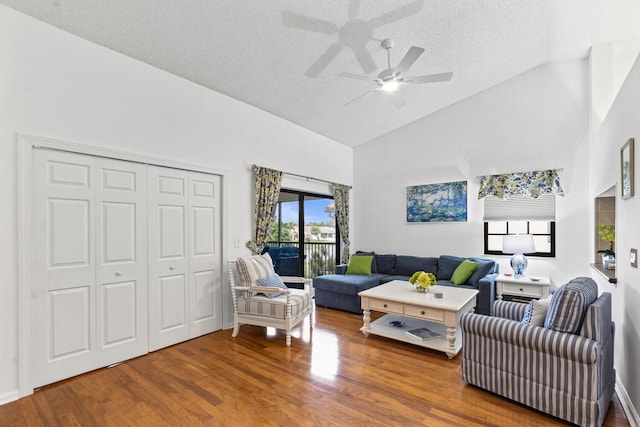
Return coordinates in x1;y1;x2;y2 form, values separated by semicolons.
148;166;190;351
148;166;222;351
32;149;148;387
95;158;148;366
188;171;222;338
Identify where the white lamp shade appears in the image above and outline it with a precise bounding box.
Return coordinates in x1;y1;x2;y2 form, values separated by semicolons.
502;234;536;254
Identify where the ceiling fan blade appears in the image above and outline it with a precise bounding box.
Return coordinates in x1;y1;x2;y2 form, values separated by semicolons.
282;11;339;34
305;44;343;78
407;72;453;84
349;44;378;74
395;46;425;74
340;72;374;82
345;88;380;106
348;0;361;20
367;0;425;27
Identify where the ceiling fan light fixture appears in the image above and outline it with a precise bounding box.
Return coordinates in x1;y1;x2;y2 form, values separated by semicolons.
382;80;399;92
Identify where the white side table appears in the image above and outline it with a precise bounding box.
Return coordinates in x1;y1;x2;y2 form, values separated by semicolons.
495;274;552;301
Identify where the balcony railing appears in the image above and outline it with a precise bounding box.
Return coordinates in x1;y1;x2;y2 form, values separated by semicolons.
267;241;337;277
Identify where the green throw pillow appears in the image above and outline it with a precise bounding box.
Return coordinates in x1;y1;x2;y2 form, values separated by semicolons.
346;255;373;275
450;259;479;285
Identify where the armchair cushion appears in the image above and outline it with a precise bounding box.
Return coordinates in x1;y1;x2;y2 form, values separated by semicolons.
236;289;311;319
544;277;598;333
256;274;288;298
236;253;276;298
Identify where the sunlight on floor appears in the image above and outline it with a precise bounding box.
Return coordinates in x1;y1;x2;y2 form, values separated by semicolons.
310;329;340;380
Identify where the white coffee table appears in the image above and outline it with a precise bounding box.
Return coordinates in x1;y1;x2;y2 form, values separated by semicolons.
358;280;478;359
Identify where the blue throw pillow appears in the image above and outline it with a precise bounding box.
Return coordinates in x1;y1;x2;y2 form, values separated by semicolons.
437;255;464;280
376;254;396;274
256;274;288;298
465;259;496;287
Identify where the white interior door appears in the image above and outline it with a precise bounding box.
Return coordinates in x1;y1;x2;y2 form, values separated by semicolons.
188;171;222;338
95;158;148;366
148;166;222;351
148;166;190;351
32;149;148;387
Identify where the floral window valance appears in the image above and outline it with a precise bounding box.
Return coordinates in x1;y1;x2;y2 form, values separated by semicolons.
478;169;564;200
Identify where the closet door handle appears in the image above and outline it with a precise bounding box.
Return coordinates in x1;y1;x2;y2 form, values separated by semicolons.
169;265;175;270
115;271;122;276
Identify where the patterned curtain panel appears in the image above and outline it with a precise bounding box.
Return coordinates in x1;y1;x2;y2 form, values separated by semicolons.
478;169;564;200
333;183;351;264
246;166;283;254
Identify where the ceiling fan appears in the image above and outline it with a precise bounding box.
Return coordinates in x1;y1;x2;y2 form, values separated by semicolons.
341;38;453;107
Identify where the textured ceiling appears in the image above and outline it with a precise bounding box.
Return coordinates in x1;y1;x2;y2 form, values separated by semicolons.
3;0;640;147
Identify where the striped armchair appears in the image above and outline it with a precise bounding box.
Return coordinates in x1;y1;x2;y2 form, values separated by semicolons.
228;255;314;346
460;289;615;427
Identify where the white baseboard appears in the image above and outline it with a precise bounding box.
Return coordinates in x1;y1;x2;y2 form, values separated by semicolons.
0;390;20;406
617;374;640;427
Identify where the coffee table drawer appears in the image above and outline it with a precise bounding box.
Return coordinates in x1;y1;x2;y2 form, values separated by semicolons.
369;299;403;314
502;283;544;298
404;305;445;322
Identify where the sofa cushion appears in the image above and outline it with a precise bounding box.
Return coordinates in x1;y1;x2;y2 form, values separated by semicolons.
375;254;396;275
355;251;377;273
544;277;598;333
466;259;496;287
346;255;374;275
395;255;438;276
313;274;385;295
451;260;479;285
437;255;464;280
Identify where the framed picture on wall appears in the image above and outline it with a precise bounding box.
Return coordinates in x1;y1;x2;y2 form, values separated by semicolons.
406;181;467;222
621;138;634;199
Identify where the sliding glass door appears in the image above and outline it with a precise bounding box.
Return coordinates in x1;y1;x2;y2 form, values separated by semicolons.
268;190;339;277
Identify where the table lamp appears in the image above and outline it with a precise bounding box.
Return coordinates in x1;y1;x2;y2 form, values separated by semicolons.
502;234;535;279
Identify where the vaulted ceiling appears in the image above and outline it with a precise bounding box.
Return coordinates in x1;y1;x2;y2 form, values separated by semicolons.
3;0;640;147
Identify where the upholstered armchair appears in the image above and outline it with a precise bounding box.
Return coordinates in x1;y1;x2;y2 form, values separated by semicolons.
460;278;615;427
228;254;314;346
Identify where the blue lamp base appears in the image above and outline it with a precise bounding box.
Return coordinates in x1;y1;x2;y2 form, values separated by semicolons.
510;253;528;279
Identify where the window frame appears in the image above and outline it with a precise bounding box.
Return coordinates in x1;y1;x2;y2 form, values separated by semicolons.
483;221;556;258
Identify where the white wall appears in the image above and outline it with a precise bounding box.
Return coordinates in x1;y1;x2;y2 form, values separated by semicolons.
353;60;591;285
590;51;640;422
0;6;352;402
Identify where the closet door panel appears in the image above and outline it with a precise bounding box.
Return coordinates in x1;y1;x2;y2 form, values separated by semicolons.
32;149;97;387
95;158;148;365
148;166;189;351
188;172;222;337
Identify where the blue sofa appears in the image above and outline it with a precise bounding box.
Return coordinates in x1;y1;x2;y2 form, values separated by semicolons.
313;253;499;315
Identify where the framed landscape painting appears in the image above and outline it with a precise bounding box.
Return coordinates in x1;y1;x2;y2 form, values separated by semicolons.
406;181;467;222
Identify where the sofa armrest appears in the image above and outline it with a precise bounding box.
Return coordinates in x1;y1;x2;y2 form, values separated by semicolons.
493;300;527;321
335;264;347;274
475;273;497;315
460;313;599;363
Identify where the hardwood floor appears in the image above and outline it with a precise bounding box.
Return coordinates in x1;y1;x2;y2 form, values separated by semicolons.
0;307;631;426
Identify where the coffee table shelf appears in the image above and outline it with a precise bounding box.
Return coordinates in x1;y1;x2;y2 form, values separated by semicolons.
365;313;458;354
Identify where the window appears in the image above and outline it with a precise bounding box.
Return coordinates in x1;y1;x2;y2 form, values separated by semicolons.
268;190;339;277
483;194;556;257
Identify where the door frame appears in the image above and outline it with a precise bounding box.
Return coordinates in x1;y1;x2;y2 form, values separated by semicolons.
17;133;229;397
